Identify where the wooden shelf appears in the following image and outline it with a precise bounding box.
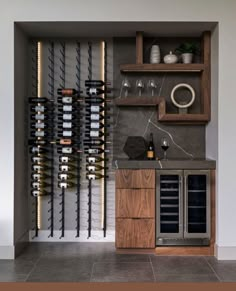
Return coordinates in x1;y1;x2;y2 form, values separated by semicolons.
115;96;162;107
120;63;205;73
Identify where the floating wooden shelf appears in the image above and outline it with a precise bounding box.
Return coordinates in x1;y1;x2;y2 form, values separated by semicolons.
120;63;205;73
115;96;162;107
115;97;209;125
117;31;211;124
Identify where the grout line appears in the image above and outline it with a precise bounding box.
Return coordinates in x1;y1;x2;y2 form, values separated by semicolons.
23;252;43;282
89;262;95;282
149;258;157;282
203;257;222;282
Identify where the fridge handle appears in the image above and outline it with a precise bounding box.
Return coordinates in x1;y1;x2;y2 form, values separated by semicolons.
184;175;188;235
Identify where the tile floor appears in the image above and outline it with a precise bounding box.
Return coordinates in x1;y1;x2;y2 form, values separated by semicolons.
0;242;236;282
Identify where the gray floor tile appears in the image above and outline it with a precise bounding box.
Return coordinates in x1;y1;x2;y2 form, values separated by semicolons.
205;257;236;282
95;253;150;263
155;274;219;282
0;260;34;275
91;262;154;282
0;273;27;282
26;258;93;282
150;256;214;275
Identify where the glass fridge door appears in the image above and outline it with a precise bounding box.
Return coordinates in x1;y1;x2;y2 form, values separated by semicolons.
156;170;183;239
184;170;210;239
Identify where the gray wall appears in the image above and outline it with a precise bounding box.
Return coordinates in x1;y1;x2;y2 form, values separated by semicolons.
14;24;30;245
113;37;205;160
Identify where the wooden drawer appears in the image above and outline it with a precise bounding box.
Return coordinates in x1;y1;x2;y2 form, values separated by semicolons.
116;218;155;248
115;169;155;189
116;189;155;218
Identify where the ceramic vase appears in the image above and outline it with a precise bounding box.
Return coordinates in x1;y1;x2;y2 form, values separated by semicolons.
182;53;193;64
150;45;161;64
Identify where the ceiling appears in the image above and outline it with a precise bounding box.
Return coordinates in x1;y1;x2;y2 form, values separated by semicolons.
17;21;217;38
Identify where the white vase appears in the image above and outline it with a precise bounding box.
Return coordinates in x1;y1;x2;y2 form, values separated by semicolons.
150;45;160;64
182;53;193;64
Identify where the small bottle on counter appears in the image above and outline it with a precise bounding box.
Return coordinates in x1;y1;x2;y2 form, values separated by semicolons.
147;133;155;160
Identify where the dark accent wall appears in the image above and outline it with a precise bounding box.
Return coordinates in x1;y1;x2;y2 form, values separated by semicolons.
113;37;205;160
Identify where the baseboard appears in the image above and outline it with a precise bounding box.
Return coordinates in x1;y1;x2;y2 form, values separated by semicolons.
15;231;29;258
216;244;236;260
0;246;15;259
29;230;115;242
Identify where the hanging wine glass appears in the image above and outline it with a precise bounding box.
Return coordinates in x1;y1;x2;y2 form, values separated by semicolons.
121;78;131;98
147;79;158;96
161;137;169;160
136;79;144;96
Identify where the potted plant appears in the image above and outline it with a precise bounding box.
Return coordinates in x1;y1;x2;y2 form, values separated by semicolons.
175;42;200;64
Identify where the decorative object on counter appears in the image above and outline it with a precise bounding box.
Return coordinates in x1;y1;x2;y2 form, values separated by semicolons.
150;45;161;64
171;83;195;114
163;51;178;64
175;42;200;64
123;136;147;160
147;79;158;96
136;79;144;96
121;78;131;98
161;137;169;160
147;133;155;160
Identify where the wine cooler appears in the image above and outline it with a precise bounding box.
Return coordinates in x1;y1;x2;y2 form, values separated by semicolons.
156;170;211;246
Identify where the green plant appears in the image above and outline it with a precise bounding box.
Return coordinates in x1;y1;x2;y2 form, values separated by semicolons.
175;42;200;55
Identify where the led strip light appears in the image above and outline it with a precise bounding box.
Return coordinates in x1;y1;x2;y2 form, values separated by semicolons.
100;41;105;229
37;41;42;230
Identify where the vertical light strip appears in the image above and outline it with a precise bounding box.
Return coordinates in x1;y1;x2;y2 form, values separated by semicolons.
37;41;42;230
100;41;105;228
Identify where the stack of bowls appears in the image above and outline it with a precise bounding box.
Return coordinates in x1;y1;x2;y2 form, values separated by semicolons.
150;45;161;64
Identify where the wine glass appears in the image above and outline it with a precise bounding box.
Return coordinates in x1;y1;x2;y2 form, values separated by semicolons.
121;78;131;98
136;79;144;96
147;79;158;96
161;137;169;160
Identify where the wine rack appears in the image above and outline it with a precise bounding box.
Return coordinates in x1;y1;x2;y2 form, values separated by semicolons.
28;39;112;240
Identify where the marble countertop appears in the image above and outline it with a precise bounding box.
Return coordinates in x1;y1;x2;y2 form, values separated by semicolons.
113;159;216;170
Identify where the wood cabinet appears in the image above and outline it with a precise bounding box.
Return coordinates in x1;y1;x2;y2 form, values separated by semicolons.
115;169;155;248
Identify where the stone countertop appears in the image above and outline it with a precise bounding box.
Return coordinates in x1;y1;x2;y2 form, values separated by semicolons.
113;159;216;170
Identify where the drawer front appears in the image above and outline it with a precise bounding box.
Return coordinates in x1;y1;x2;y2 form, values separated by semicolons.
116;189;155;218
116;218;155;248
116;169;155;189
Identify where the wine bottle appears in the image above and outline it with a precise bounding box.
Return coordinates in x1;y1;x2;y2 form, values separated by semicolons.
30;131;53;138
84;130;109;138
29;97;52;103
57;96;83;104
86;156;108;163
57;147;82;154
84;148;109;155
58;172;77;180
31;113;53;121
31;189;50;197
84;98;111;104
28;139;48;146
31;156;52;163
31;173;51;180
31;181;51;189
85;80;111;87
86;164;108;172
59;156;76;163
83;140;110;146
59;164;77;172
30;122;50;129
147;133;155;160
57;130;76;137
57;88;82;96
58;105;73;112
30;146;49;154
58;181;77;189
58;113;77;120
30;105;52;112
86;173;108;180
85;122;110;130
86;88;111;96
85;113;110;121
57;122;76;129
32;164;51;172
85;105;107;113
50;139;72;145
